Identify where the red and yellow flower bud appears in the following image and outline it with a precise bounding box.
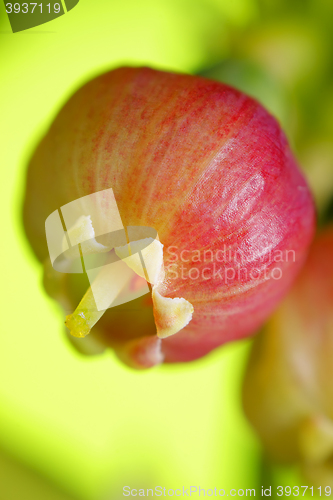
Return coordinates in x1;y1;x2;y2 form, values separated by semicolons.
23;67;315;367
243;226;333;485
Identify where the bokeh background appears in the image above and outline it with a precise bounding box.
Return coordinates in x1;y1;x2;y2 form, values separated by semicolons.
0;0;332;498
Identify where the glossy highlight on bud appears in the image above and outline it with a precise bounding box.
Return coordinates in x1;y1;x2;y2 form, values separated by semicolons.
23;66;315;367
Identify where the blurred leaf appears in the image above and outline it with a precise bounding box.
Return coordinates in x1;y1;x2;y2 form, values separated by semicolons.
0;447;78;500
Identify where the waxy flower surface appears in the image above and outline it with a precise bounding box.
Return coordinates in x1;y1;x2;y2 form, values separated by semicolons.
23;67;315;367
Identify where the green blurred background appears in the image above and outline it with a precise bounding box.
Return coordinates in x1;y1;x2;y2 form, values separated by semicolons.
0;0;332;498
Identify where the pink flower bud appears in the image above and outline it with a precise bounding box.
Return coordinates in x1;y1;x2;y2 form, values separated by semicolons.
23;67;315;367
